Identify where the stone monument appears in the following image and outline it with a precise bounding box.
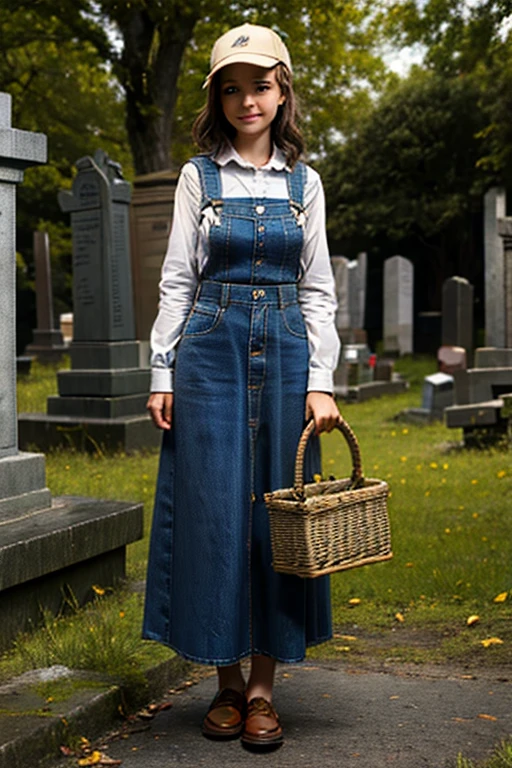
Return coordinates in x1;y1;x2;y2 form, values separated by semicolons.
330;255;350;340
25;231;67;361
18;150;160;452
0;93;143;649
484;188;506;347
383;255;413;355
130;169;178;366
441;276;474;366
497;217;512;347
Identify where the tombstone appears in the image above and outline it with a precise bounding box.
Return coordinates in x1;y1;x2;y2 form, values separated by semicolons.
421;373;454;419
18;150;160;453
484;188;506;347
437;345;467;375
130;169;178;366
0;92;143;649
0;92;50;513
347;252;367;340
441;276;473;365
25;231;67;361
497;217;512;348
474;346;512;368
330;256;350;338
383;256;413;355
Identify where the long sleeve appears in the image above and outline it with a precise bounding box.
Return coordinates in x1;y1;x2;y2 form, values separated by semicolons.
299;168;341;392
150;163;202;392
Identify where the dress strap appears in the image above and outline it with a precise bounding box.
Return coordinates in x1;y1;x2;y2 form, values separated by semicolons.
286;162;306;209
188;155;222;210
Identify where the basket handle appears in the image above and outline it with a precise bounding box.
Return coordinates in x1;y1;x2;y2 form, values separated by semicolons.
294;418;363;499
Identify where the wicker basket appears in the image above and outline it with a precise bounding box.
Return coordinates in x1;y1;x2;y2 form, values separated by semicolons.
264;418;392;578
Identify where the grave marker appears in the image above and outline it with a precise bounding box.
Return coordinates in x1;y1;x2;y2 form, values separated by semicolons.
383;255;413;355
484;188;506;347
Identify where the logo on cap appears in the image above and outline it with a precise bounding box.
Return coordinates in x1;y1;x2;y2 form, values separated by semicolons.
231;35;250;47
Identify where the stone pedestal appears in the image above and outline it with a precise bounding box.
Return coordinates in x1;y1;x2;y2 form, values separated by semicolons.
18;151;159;453
0;496;143;651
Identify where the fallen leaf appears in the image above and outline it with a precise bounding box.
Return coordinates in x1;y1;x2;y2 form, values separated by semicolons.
136;708;155;721
452;717;472;723
481;637;504;648
78;751;102;766
92;585;105;596
340;635;358;641
59;746;75;756
334;646;351;652
478;714;498;721
98;757;122;766
493;592;508;603
348;598;361;606
467;615;480;627
395;612;405;623
389;695;400;700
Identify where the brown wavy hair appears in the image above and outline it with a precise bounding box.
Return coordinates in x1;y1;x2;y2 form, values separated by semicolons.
192;63;305;168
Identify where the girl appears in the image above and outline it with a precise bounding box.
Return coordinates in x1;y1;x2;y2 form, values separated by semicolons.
143;22;341;751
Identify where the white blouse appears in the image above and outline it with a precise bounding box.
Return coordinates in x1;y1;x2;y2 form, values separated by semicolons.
150;143;340;393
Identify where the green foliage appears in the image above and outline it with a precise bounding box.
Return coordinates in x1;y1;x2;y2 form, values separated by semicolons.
322;69;485;244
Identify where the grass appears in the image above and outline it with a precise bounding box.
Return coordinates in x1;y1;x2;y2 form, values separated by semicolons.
6;356;512;689
455;741;512;768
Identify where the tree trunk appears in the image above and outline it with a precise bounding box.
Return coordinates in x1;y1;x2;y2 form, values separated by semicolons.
115;7;200;175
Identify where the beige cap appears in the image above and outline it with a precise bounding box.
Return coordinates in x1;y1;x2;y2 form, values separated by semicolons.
203;23;292;88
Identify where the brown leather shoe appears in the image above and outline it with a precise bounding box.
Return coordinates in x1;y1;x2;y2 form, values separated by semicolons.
241;696;283;750
202;688;246;740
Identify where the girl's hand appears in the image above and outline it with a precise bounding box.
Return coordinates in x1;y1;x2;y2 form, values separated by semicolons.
147;392;174;430
305;391;341;435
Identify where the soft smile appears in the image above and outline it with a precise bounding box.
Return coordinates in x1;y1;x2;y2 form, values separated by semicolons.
238;114;262;122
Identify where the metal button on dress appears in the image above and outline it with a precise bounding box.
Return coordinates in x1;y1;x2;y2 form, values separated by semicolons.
255;205;265;214
252;289;259;299
258;225;265;233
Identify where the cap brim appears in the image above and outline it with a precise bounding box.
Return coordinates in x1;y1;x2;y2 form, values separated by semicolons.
202;53;281;88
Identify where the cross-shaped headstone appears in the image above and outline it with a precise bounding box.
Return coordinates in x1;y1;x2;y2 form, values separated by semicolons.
0;91;50;517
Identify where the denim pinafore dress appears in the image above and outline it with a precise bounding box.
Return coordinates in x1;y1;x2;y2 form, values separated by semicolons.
143;155;332;665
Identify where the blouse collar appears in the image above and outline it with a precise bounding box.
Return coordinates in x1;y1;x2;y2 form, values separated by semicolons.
214;142;289;172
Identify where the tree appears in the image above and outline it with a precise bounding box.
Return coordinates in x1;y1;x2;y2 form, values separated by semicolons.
3;0;390;174
321;70;487;311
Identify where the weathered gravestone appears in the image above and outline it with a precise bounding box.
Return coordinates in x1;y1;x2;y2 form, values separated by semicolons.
441;276;474;366
25;231;67;361
397;372;454;423
18;150;160;452
130;169;178;365
0;93;143;650
497;217;512;348
383;255;413;355
348;252;367;340
330;256;350;339
484;188;506;347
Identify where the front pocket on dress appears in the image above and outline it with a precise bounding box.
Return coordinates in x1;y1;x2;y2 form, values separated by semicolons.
182;304;222;337
281;303;308;339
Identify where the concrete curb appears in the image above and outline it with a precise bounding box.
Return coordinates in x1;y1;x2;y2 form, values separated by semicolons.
0;656;192;768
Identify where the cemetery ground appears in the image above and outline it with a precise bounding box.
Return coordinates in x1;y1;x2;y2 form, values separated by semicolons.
3;356;512;767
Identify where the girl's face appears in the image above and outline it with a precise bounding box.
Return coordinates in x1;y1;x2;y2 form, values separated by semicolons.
220;63;285;142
